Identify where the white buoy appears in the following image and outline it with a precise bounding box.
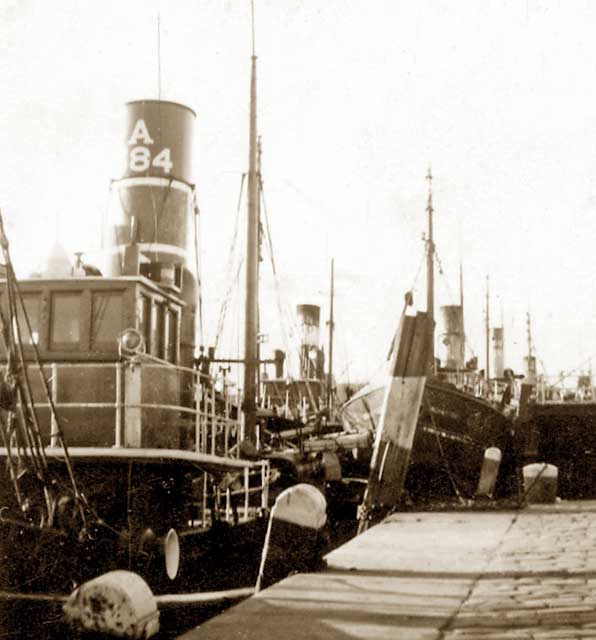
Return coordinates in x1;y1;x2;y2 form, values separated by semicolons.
476;447;502;497
523;462;558;504
63;570;159;639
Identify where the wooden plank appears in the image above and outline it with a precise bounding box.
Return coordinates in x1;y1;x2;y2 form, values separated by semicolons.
405;313;431;377
360;312;429;518
392;315;417;378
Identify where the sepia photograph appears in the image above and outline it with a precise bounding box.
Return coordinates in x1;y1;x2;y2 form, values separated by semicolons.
1;1;595;638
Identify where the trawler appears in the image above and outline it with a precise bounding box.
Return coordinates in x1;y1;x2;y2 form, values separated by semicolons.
0;64;326;636
338;171;513;502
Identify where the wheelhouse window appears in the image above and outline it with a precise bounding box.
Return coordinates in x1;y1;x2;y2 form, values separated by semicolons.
153;302;165;359
16;293;41;345
50;292;81;349
139;294;152;354
91;291;124;349
166;308;178;363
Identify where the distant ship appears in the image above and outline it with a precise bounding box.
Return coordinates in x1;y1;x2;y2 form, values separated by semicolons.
338;170;513;502
515;314;596;499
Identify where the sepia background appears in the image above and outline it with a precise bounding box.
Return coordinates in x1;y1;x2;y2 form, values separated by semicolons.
0;0;594;387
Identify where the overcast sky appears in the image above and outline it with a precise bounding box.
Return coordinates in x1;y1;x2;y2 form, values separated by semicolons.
1;0;595;385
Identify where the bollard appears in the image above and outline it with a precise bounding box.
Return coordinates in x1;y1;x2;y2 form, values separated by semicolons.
321;451;342;481
522;462;558;504
63;570;159;639
476;447;502;497
255;483;327;592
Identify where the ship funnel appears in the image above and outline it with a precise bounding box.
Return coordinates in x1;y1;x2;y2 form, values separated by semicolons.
524;355;537;384
106;99;198;367
440;305;465;369
296;304;324;379
108;100;196;286
492;327;504;379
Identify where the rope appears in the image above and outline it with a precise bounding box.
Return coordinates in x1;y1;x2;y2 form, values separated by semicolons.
1;268;47;476
216;258;244;354
192;188;205;345
214;174;246;352
424;394;467;503
259;179;292;363
11;268;86;518
434;248;456;304
0;210;87;528
409;250;426;294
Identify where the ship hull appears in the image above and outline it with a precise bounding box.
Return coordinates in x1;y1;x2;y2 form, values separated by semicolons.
339;378;513;502
520;401;596;499
0;452;327;603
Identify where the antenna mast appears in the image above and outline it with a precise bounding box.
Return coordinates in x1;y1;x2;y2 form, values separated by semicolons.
157;13;162;100
526;311;533;360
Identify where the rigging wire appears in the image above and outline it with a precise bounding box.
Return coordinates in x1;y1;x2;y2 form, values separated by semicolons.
214;174;246;351
259;179;292;365
192;188;205;345
434;248;456;304
0;212;87;527
409;249;426;293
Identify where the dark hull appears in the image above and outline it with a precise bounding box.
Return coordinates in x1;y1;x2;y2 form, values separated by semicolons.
521;401;596;499
407;380;512;499
339;378;513;502
0;457;326;602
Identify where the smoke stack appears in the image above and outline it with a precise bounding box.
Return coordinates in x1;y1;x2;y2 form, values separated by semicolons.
524;355;537;384
110;100;198;366
440;305;465;369
492;327;504;379
296;304;321;379
274;349;285;379
111;100;196;279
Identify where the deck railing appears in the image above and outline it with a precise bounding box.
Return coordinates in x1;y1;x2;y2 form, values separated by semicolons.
535;375;595;404
20;358;243;458
194;460;271;527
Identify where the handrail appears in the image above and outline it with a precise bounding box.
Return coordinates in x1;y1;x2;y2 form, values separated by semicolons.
3;358;274;536
15;359;243;459
200;460;270;526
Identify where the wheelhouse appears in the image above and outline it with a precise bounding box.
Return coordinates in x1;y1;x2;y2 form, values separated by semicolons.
0;275;184;364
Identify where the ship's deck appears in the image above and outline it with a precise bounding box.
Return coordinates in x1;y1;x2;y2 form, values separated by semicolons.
181;500;596;639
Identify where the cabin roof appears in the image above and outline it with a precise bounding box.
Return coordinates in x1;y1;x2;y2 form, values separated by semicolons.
7;275;184;304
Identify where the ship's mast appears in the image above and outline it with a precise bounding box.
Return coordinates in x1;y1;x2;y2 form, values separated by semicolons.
243;6;259;444
485;275;490;381
326;258;335;414
526;311;535;371
255;137;262;397
459;261;464;309
426;168;435;373
459;260;465;365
